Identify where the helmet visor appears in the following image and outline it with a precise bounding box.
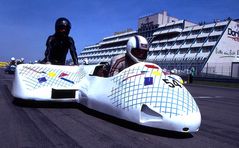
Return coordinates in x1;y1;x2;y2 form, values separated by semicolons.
57;25;69;32
131;48;148;60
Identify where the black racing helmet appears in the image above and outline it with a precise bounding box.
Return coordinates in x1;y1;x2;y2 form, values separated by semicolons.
55;17;71;36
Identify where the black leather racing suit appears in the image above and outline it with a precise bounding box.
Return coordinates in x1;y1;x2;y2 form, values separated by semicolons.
43;34;79;65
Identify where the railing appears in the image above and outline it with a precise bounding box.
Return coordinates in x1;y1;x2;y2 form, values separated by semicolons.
156;61;239;79
201;62;232;77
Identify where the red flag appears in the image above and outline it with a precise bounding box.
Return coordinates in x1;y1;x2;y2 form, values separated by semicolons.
145;64;159;69
59;72;69;78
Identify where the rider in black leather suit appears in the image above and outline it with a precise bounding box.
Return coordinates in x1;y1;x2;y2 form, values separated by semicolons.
42;17;79;65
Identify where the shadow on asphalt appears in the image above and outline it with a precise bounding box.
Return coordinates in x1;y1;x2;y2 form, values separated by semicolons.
77;104;194;139
13;98;193;139
13;98;79;109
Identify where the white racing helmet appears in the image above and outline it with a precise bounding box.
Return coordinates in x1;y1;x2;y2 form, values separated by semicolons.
11;57;15;61
126;35;149;62
83;58;89;65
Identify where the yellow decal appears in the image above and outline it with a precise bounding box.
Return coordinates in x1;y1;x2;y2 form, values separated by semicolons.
152;70;161;76
48;72;56;77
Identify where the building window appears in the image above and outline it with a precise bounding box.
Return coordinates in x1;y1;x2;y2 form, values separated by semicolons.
176;40;183;45
185;39;194;44
158;43;163;47
208;36;219;42
214;26;225;31
179;48;188;54
196;38;206;43
202;47;211;53
167;42;173;46
191;30;201;35
190;47;199;53
151;44;157;48
161;50;167;55
170;49;177;54
181;31;189;36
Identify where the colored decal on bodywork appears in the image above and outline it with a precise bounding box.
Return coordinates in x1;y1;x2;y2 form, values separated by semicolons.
144;77;153;85
24;66;46;74
122;71;148;82
152;70;161;76
48;71;56;77
145;64;159;69
38;77;47;83
60;77;74;84
59;72;69;78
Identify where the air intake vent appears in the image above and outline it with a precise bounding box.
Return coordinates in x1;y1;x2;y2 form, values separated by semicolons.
140;104;163;123
51;89;76;99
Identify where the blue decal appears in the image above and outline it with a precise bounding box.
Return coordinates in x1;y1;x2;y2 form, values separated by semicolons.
141;70;148;74
135;36;140;49
61;78;74;84
38;77;47;83
144;77;153;86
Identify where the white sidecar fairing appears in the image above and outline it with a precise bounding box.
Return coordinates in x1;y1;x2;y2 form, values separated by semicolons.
12;64;91;102
12;62;201;133
78;62;201;133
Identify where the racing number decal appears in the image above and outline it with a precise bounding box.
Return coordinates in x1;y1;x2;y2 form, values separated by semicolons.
162;79;182;88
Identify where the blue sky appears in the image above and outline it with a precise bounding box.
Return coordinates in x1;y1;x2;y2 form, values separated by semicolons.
0;0;239;62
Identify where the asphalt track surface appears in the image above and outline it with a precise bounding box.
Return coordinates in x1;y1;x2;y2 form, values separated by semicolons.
0;68;239;148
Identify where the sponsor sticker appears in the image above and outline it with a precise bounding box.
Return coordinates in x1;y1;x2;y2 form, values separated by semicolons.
122;71;148;81
59;72;69;78
152;70;161;76
48;71;56;77
38;77;47;83
24;66;46;74
144;77;153;86
145;64;159;69
60;78;74;84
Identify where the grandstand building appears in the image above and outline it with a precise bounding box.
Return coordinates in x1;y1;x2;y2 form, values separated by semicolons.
79;29;137;65
78;11;239;77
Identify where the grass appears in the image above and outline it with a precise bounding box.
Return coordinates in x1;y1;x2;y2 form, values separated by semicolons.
0;62;8;68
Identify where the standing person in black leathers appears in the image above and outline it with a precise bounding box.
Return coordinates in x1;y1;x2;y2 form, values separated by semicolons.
41;17;79;65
